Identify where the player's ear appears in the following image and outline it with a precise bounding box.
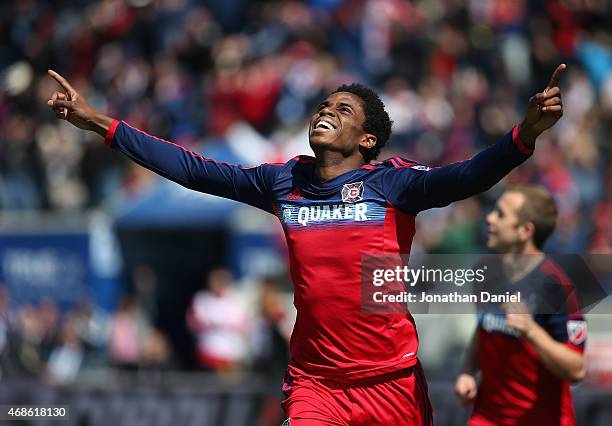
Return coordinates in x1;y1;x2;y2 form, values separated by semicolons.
519;222;535;243
359;134;377;150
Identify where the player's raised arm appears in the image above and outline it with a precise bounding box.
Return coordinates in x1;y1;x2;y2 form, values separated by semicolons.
386;65;566;214
46;70;280;213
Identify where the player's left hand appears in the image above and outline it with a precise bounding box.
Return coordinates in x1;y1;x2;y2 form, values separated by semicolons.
502;301;536;338
519;64;566;147
455;373;478;406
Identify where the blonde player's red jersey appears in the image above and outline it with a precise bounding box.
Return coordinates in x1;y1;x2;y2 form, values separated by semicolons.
471;258;586;426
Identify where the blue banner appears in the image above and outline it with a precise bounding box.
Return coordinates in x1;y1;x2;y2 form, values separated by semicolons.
0;224;121;312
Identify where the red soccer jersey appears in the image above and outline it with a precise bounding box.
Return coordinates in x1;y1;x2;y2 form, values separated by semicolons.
471;258;587;426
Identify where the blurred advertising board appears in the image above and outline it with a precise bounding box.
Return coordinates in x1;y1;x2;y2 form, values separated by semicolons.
0;213;121;312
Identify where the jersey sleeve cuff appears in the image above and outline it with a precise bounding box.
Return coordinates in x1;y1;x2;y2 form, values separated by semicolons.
512;124;534;155
104;119;120;147
564;341;585;354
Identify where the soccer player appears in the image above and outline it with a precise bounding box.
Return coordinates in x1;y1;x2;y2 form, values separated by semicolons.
455;185;587;426
47;65;565;425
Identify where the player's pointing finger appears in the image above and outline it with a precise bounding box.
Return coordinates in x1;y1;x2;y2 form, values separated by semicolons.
47;98;74;109
48;69;77;97
546;64;566;90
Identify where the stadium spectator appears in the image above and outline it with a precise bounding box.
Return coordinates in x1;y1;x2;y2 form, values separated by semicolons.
252;277;292;372
141;328;173;370
0;113;43;210
108;295;152;370
10;304;46;377
131;263;159;321
45;313;84;384
37;298;60;361
187;268;249;371
455;185;587;426
252;277;293;426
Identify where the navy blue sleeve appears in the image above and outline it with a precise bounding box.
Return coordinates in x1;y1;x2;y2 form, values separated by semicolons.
536;268;586;352
384;127;533;214
106;120;280;213
543;314;587;352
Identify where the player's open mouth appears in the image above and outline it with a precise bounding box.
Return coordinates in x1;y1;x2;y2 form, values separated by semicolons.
313;119;336;131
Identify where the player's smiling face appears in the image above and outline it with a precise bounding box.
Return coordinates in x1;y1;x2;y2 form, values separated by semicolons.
309;92;374;159
486;191;530;253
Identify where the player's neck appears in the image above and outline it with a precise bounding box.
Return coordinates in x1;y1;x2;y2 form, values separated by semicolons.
314;152;366;182
502;246;544;282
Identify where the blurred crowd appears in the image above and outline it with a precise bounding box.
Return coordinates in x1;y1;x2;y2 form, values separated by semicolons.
0;268;293;386
0;284;171;384
1;0;611;253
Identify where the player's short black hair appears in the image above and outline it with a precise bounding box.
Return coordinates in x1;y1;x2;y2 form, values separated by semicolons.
333;83;393;163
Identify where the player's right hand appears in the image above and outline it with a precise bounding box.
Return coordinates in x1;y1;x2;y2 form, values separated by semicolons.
47;69;101;132
454;373;478;406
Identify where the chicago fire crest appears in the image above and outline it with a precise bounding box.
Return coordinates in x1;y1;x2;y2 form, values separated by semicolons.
341;181;364;203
